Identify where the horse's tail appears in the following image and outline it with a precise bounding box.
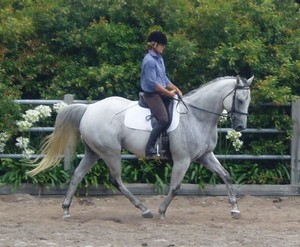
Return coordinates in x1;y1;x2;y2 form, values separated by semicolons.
27;104;88;177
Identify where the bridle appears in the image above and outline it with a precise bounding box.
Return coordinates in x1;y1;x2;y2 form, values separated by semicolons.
223;85;250;120
177;85;250;119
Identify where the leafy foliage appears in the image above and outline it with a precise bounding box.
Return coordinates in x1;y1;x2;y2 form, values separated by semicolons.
0;159;70;192
1;0;299;101
0;0;299;190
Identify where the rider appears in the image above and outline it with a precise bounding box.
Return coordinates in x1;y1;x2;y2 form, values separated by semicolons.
140;31;183;157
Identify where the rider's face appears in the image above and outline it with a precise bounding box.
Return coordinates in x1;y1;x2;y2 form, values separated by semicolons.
155;44;166;54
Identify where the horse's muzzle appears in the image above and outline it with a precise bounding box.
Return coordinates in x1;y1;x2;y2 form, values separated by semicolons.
234;125;245;132
232;118;247;131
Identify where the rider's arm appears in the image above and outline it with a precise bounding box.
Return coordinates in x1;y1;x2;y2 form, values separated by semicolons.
155;84;176;97
167;82;183;96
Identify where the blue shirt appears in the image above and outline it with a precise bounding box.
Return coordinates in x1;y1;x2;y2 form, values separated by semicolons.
140;50;171;93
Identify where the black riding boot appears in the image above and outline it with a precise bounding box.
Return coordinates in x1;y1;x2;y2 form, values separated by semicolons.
145;122;167;157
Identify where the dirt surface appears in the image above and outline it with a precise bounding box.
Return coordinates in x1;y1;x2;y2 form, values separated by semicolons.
0;194;300;247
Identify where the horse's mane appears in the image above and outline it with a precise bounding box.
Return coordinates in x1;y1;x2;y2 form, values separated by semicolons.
184;76;237;97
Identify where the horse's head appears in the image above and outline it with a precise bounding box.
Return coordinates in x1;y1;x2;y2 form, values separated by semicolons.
224;75;254;131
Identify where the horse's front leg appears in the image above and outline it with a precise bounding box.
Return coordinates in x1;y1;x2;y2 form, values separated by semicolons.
198;152;240;219
159;159;190;219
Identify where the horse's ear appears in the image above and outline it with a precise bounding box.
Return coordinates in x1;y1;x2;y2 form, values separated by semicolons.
247;75;254;86
236;75;241;85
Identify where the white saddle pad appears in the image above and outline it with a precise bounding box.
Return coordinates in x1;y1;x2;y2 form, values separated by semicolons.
124;98;180;132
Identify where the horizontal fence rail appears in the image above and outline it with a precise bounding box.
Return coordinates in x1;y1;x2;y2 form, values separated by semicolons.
86;154;292;160
0;153;291;160
27;127;286;133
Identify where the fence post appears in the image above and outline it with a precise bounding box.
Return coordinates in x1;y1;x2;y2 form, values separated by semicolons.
291;97;300;187
63;94;74;171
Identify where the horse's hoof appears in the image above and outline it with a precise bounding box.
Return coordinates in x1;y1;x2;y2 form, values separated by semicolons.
160;214;166;220
231;209;240;219
142;209;153;218
63;209;70;220
63;214;70;220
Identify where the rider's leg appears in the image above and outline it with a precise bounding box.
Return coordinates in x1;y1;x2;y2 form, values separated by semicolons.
143;93;169;156
145;121;167;156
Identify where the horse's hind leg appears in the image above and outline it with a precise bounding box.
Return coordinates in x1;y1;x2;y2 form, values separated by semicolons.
159;159;190;219
62;147;99;219
103;154;153;218
198;152;240;219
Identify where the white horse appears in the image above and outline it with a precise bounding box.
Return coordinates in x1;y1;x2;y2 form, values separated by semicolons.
28;75;253;219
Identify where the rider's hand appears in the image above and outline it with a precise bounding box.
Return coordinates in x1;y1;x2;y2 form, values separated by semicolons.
168;89;177;97
175;88;183;96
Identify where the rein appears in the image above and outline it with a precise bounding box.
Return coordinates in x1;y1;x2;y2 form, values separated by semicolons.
177;94;223;116
177;85;250;118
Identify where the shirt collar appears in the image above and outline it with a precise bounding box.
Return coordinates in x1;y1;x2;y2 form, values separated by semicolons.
148;49;161;59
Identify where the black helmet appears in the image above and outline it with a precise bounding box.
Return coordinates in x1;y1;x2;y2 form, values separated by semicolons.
147;31;167;45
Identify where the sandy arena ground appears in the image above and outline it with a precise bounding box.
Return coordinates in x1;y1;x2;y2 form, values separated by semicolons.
0;194;300;247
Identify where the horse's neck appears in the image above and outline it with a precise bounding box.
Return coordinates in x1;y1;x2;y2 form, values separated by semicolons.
182;80;235;126
186;81;234;113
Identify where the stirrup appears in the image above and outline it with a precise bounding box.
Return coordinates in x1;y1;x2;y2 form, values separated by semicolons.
145;146;160;157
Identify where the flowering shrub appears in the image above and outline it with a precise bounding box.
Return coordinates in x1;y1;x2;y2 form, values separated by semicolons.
0;102;67;158
219;109;228;124
53;102;68;113
0;132;10;153
16;105;52;131
15;136;34;159
218;109;244;152
226;130;243;151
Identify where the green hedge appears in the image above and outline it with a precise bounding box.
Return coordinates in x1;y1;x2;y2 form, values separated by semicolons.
0;0;299;191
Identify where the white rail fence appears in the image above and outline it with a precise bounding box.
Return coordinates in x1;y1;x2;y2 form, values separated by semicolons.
0;95;299;196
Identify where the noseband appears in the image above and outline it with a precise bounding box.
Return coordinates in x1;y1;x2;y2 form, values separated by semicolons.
225;85;250;120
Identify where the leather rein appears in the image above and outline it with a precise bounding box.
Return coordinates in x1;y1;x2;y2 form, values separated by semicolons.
176;85;250;118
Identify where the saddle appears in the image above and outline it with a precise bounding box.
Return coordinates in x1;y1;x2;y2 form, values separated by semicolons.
124;94;180;159
138;92;174;129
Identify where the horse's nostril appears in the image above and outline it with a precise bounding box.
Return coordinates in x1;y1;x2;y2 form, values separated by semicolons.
235;125;244;132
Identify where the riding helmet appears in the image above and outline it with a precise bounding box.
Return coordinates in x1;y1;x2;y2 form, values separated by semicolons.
147;31;167;45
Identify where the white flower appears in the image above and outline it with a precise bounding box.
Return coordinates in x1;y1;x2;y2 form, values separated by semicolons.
0;132;10;142
0;142;6;153
15;137;30;149
226;130;242;141
0;132;10;153
22;148;35;159
53;102;67;113
232;139;243;151
219;109;228;124
16;120;33;131
24;109;40;123
226;130;243;151
35;105;52;119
